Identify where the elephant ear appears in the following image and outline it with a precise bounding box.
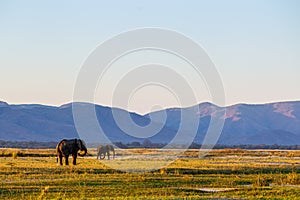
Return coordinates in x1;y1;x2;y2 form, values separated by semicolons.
78;139;87;156
77;139;81;149
81;140;87;148
79;140;87;149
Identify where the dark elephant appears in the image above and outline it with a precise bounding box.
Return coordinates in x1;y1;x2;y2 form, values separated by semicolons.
56;139;87;165
97;144;115;160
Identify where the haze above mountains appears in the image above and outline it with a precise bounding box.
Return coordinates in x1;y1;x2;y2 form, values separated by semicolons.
0;100;300;145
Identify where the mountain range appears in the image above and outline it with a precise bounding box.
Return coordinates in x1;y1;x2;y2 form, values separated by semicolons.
0;100;300;145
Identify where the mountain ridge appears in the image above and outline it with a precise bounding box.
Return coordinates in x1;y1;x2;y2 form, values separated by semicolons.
0;100;299;145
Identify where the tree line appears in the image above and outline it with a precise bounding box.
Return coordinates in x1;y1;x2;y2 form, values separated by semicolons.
1;140;300;150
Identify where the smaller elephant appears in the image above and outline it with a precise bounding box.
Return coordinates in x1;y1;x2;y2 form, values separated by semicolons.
97;144;115;160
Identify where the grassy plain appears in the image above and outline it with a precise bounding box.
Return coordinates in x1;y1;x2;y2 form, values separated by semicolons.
0;148;299;199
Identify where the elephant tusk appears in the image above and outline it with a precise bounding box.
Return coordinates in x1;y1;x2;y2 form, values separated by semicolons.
78;149;87;157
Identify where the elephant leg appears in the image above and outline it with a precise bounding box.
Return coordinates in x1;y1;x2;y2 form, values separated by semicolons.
73;155;77;165
107;151;110;160
97;151;100;160
65;155;69;165
113;150;115;159
59;155;63;165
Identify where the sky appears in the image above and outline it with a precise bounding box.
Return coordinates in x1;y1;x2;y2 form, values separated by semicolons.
0;0;300;114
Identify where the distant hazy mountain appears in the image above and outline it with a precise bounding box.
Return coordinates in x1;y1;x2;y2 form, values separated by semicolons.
0;100;299;145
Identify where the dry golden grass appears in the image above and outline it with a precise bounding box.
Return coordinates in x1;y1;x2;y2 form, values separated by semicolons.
0;148;299;199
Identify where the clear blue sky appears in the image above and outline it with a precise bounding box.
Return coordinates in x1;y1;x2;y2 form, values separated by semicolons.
0;0;299;113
